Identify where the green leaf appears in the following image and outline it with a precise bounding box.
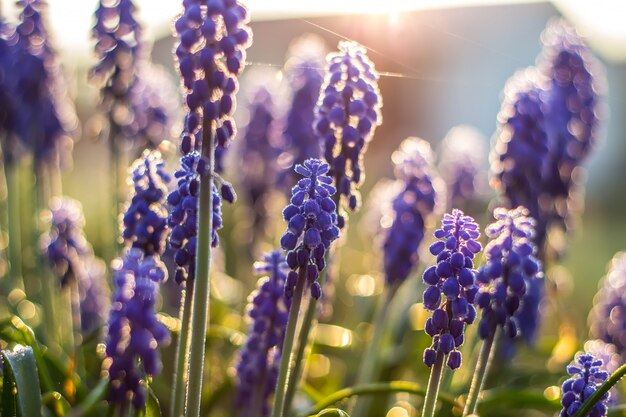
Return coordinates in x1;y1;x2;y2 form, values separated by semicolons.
145;389;162;417
317;409;350;417
2;346;42;417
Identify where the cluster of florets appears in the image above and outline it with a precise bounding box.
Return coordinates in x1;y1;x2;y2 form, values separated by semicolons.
438;125;486;209
168;151;223;284
589;252;626;356
40;197;92;287
539;18;603;200
280;159;340;299
560;353;610;417
174;0;251;155
422;209;482;369
279;35;325;188
105;249;170;409
91;0;141;105
383;138;438;288
9;0;76;168
122;150;170;256
490;69;550;245
314;41;382;227
475;207;542;339
235;251;291;417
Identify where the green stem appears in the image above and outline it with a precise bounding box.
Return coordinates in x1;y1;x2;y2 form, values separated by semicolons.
572;363;626;417
296;381;459;417
171;283;194;417
184;122;215;417
422;351;446;417
351;286;395;416
462;328;498;416
5;163;24;291
271;267;307;417
70;279;85;379
283;252;332;413
108;118;121;261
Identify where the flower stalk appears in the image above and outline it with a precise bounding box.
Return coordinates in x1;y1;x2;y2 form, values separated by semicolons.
462;327;499;416
271;267;307;417
185;122;216;417
422;351;446;417
171;283;194;417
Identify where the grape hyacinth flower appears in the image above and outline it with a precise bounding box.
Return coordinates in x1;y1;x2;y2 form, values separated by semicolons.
14;0;76;169
383;138;438;288
40;197;92;287
539;19;603;203
0;18;20;164
279;34;326;188
589;252;626;357
122;150;170;256
167;151;223;285
559;353;610;417
315;41;382;227
422;209;482;370
280;158;340;300
475;207;542;339
173;0;251;156
438;125;487;210
235;251;291;417
91;0;141;114
105;248;169;409
490;68;551;247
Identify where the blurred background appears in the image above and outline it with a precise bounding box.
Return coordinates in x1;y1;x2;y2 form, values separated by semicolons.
2;0;625;367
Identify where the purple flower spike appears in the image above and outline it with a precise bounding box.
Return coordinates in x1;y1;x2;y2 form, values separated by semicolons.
279;34;326;189
281;159;340;299
475;207;543;340
539;19;604;201
174;0;252;157
234;251;291;417
40;197;92;287
122;150;171;256
383;138;439;288
559;352;610;417
490;68;551;246
422;209;481;369
167;151;223;285
589;252;626;358
315;41;382;226
105;248;170;409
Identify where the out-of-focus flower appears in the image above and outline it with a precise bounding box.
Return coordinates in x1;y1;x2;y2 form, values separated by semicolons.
122;63;181;150
167;151;223;285
539;18;604;204
589;252;626;357
383;138;439;288
475;207;542;339
281;159;340;300
559;352;610;417
438;125;487;210
79;256;110;334
235;251;291;417
490;68;551;246
91;0;141;115
122;150;170;256
279;34;326;188
314;41;382;228
13;0;77;170
422;209;482;370
40;197;92;287
105;248;169;409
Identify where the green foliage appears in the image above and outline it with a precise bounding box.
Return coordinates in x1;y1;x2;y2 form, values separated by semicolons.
1;346;42;417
